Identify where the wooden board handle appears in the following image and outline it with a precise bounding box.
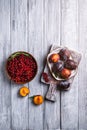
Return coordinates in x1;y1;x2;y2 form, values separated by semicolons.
46;83;57;102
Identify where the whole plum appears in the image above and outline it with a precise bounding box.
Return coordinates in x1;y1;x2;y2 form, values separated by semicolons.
49;53;60;63
52;61;64;74
59;48;71;61
60;68;71;79
64;59;77;70
58;81;70;90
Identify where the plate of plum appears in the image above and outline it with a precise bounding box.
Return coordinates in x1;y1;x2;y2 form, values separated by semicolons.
47;47;78;81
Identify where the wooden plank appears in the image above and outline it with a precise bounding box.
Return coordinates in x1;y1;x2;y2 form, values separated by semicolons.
78;0;87;129
0;0;11;129
61;0;79;129
27;0;44;129
43;0;61;129
10;0;29;129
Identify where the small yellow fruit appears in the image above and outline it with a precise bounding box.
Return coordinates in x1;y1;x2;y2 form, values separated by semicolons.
33;95;44;105
60;68;71;79
50;54;60;63
19;87;30;97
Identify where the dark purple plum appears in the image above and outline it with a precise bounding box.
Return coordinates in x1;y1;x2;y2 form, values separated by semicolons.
59;48;71;61
52;61;64;75
58;81;70;90
64;59;77;70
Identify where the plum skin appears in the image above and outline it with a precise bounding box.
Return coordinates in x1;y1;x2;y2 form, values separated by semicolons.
58;81;70;90
60;68;71;79
64;59;77;70
59;49;71;61
49;53;60;63
52;61;64;74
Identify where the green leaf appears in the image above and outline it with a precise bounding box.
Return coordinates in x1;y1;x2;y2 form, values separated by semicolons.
28;96;34;99
8;52;30;61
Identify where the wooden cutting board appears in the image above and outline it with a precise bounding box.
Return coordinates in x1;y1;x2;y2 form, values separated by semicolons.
41;45;81;102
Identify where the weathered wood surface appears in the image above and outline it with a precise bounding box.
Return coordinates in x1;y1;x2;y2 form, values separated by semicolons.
10;0;29;130
0;0;11;130
61;0;79;129
0;0;86;130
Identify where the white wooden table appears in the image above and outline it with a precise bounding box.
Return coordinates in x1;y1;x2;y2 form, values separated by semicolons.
0;0;86;130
